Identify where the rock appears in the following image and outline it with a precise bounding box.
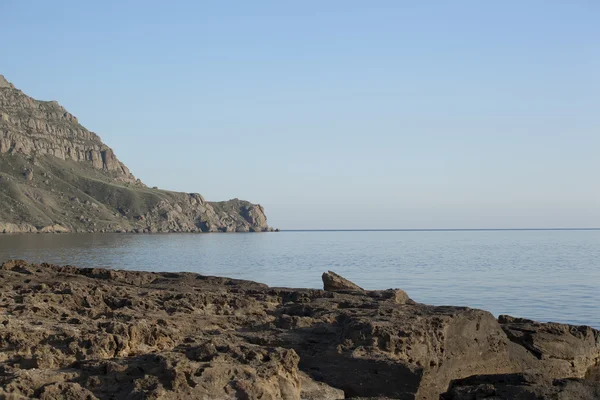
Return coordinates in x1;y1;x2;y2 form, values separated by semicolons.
0;74;14;89
391;288;411;304
73;344;303;399
0;261;306;399
299;371;345;400
0;222;37;233
499;315;600;379
368;288;412;304
1;259;34;274
38;382;99;400
273;296;515;399
0;74;272;234
322;271;364;292
242;203;268;228
587;364;600;381
442;372;600;400
0;78;136;182
39;224;71;233
1;261;598;400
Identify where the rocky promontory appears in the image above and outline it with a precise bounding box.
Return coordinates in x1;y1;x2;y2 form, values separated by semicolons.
0;74;272;233
0;261;598;399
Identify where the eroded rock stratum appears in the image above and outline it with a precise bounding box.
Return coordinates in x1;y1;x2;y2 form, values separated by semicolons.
0;260;598;399
0;74;271;233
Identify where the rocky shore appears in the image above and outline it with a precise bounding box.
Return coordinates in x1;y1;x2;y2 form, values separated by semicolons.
0;260;598;399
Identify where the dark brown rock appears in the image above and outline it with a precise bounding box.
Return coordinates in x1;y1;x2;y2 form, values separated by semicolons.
0;74;14;89
322;271;364;292
0;260;598;400
268;298;514;399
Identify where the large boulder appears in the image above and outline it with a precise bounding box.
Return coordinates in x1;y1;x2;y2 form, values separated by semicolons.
264;287;514;399
499;315;600;379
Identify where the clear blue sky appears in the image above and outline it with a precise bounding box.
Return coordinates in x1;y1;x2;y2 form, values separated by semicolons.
1;1;598;229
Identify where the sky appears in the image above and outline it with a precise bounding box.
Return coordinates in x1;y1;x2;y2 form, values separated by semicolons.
1;1;598;229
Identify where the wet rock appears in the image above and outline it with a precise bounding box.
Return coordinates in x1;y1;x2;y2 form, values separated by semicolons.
499;315;600;379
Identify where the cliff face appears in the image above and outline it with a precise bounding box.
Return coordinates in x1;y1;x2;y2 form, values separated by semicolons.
0;75;136;184
0;74;271;233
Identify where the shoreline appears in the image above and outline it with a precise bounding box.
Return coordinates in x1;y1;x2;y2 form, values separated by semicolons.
283;228;600;232
0;260;598;399
2;227;598;234
0;227;280;234
0;230;279;235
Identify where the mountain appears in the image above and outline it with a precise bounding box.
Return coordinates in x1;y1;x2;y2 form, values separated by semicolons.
0;74;272;233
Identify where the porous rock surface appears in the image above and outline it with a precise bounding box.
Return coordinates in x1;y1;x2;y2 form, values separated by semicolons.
0;74;271;233
0;260;598;400
442;373;600;399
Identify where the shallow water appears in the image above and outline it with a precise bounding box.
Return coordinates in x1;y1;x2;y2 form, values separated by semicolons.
0;230;598;328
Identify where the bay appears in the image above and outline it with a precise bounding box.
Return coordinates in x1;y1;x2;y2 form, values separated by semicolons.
0;229;598;328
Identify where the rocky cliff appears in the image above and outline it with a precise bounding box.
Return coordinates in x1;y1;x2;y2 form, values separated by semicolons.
0;74;271;233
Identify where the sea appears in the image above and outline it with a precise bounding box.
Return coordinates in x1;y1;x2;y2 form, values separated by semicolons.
0;229;598;328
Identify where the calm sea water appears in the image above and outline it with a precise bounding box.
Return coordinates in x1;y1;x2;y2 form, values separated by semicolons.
0;230;598;328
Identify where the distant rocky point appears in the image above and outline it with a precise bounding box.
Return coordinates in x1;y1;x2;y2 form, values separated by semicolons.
0;74;273;233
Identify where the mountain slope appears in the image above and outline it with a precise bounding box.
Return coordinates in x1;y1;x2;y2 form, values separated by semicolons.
0;74;271;233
